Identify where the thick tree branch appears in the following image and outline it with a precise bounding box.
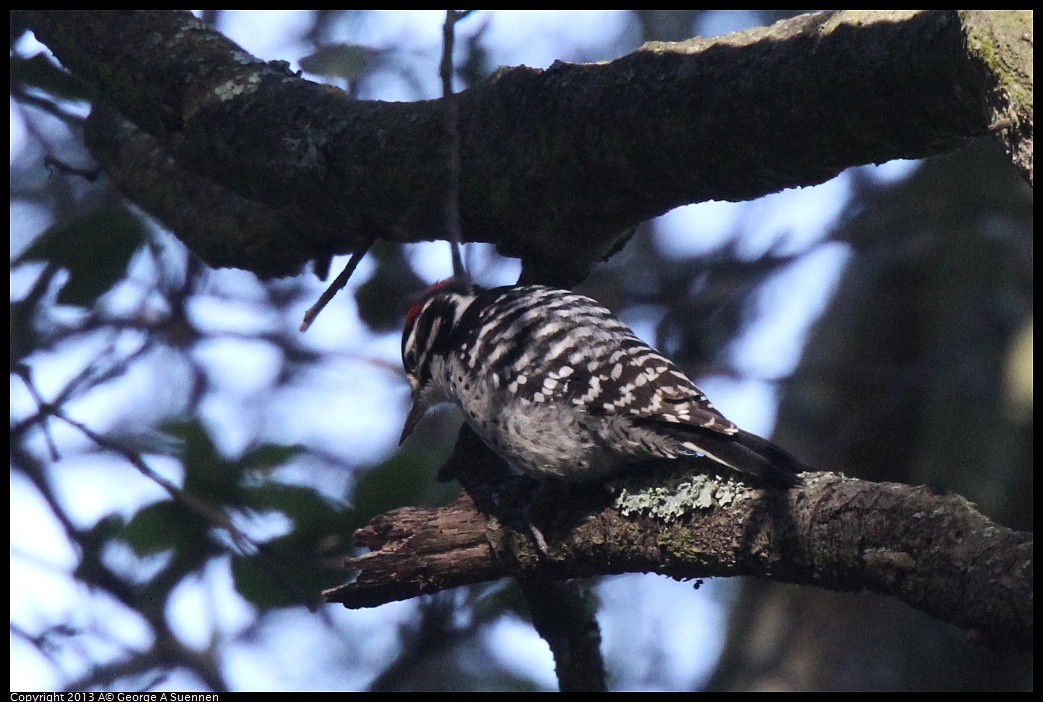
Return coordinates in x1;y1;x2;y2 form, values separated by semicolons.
21;10;1027;283
961;10;1033;185
82;105;341;277
325;472;1032;650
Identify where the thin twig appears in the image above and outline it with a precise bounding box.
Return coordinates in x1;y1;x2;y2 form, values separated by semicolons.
440;10;474;280
44;154;101;182
32;389;326;609
300;242;372;331
12;365;62;461
53;406;253;552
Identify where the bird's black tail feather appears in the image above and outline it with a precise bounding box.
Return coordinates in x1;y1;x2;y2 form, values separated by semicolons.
669;427;807;487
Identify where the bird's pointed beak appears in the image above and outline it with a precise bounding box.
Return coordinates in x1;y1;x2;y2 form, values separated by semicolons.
399;381;425;445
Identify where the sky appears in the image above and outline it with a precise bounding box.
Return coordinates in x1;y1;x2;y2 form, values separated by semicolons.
10;11;916;691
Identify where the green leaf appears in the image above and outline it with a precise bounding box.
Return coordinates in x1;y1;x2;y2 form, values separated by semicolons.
122;500;198;557
72;515;125;586
297;43;377;80
354;242;424;332
160;419;244;503
19;206;146;306
351;446;449;520
231;552;330;610
244;482;336;522
239;443;306;474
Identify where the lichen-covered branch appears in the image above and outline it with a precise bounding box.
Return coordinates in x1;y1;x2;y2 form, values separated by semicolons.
326;472;1032;650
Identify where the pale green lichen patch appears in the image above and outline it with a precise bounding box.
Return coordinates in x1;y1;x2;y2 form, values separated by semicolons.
213;73;261;101
613;468;749;522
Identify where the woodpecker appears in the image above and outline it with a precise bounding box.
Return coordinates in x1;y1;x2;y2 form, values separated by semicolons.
400;280;805;487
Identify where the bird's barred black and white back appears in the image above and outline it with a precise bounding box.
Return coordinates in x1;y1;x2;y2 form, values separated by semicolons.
401;281;805;487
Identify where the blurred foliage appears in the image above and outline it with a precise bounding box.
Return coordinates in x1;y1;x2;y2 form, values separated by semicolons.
298;42;379;81
711;141;1033;691
18;207;147;306
10;9;1031;693
354;241;427;332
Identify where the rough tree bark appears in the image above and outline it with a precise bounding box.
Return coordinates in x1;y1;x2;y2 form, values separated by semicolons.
20;10;1030;284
